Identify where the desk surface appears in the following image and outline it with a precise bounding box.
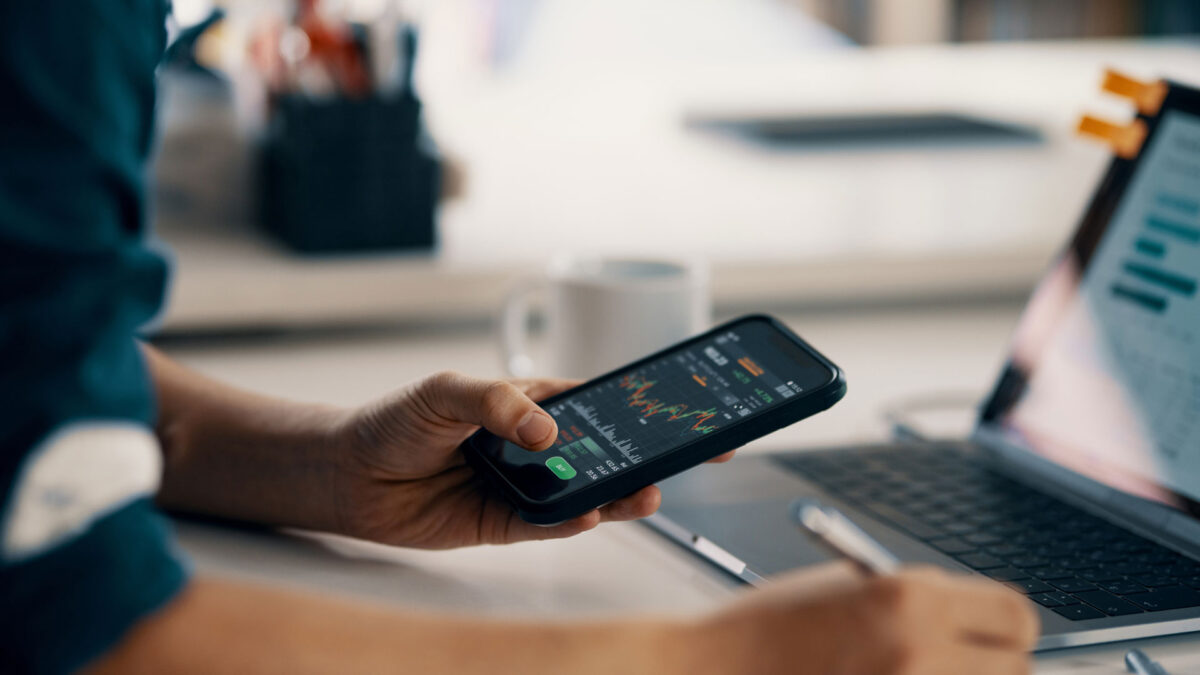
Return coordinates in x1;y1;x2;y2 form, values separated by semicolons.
161;303;1200;672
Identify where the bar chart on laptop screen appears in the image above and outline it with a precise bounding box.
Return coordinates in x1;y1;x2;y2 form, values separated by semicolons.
1109;199;1199;314
1082;109;1200;481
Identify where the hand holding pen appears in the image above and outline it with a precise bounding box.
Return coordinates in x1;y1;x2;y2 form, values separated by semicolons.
795;500;1180;675
701;498;1038;674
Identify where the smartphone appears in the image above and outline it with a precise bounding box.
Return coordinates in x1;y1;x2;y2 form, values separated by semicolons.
461;314;846;525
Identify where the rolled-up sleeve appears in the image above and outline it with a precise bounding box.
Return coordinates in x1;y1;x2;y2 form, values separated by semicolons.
0;0;188;672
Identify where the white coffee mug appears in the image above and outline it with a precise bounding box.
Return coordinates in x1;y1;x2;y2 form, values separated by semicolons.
501;256;710;379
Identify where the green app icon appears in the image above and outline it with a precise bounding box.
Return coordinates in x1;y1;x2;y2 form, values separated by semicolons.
545;456;577;480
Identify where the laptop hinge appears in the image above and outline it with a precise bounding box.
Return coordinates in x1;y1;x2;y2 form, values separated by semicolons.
972;425;1200;560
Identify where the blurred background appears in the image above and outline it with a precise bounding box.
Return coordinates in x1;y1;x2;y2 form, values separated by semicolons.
152;0;1200;442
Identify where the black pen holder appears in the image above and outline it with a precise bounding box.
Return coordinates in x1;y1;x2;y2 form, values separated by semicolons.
259;93;439;253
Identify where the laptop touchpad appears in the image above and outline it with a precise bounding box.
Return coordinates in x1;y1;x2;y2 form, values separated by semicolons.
657;456;819;505
657;457;837;576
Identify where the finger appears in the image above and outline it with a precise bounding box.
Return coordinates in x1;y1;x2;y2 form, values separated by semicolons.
916;642;1033;675
501;487;662;541
935;574;1040;649
706;451;736;464
510;378;583;402
503;509;603;543
419;371;558;450
597;486;662;521
493;487;661;546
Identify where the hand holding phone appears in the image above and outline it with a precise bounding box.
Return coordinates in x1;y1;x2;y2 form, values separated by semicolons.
463;315;847;524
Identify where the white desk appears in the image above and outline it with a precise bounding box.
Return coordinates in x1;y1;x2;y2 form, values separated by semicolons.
160;303;1200;672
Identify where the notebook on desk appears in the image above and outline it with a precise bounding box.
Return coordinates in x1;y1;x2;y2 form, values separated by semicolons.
649;71;1200;651
686;110;1043;148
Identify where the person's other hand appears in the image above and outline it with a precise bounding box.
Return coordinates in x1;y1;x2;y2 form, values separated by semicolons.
682;562;1039;675
330;371;735;549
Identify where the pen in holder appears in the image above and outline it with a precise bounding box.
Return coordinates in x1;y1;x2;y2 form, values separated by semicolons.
255;10;440;254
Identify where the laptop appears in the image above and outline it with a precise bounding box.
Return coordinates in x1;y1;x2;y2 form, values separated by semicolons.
648;78;1200;651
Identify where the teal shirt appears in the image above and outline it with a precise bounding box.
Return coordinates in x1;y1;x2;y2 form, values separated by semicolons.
0;1;188;671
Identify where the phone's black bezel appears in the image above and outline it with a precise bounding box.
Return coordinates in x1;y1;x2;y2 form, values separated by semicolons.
461;314;847;525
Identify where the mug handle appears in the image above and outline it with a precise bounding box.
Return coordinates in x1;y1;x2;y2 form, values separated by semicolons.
499;277;544;377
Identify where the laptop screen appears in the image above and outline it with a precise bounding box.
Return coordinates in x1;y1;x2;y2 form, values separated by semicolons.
980;101;1200;515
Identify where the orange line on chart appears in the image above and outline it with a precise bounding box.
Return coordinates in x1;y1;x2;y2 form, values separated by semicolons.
692;374;708;387
738;357;764;376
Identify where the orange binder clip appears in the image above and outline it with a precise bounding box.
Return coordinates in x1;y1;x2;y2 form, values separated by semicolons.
1101;69;1167;115
1076;115;1147;158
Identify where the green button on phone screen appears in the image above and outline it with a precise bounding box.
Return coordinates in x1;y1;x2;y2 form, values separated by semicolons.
545;456;577;480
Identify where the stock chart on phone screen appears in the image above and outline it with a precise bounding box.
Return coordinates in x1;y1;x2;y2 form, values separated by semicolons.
535;327;809;483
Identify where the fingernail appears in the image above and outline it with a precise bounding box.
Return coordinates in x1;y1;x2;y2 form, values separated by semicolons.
517;411;555;446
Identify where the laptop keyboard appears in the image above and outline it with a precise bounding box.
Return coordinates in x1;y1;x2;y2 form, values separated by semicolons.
779;446;1200;621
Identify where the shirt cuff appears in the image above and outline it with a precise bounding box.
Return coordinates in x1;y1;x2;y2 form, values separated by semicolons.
0;497;189;674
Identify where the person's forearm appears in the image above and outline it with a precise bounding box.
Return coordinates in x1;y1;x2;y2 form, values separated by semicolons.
87;577;693;675
144;345;348;531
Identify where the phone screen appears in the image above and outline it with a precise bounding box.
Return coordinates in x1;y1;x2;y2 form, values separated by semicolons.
486;318;837;500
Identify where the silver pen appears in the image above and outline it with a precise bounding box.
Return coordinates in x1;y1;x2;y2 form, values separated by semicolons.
1125;648;1171;675
792;499;901;576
